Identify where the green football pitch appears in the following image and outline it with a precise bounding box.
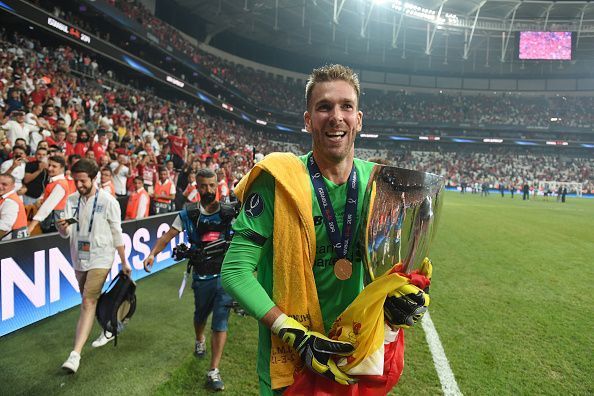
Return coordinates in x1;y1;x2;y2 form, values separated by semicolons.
1;192;592;395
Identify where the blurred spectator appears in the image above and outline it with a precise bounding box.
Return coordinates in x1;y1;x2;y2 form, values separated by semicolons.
182;171;199;204
152;166;175;214
100;167;116;197
0;145;27;193
23;146;49;205
0;173;28;240
125;176;150;220
2;110;36;147
27;155;68;234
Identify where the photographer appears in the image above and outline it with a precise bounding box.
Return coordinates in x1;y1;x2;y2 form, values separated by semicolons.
143;168;236;392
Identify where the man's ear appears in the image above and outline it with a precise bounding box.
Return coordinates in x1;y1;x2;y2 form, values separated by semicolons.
356;110;363;132
304;111;312;133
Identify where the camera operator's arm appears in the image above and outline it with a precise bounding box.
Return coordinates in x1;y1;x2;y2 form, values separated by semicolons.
143;227;180;272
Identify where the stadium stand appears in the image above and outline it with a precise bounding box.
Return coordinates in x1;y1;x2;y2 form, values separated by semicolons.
1;6;593;240
36;1;594;129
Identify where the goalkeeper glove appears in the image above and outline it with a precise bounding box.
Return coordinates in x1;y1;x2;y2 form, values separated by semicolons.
385;257;433;329
384;282;430;329
272;314;356;386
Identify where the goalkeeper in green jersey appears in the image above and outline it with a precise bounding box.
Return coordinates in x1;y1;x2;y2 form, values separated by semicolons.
222;64;429;395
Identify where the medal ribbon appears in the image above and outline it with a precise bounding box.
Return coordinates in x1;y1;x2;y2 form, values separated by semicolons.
307;155;358;261
74;188;100;234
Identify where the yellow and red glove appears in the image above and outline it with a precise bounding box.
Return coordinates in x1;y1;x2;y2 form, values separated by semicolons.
272;314;357;386
384;258;433;329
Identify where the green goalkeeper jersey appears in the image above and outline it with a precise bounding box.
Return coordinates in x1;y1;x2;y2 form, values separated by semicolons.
222;152;375;394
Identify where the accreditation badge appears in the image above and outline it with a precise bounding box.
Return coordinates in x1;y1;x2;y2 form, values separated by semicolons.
78;240;91;261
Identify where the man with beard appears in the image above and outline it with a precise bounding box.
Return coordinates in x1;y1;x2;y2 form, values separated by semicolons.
27;155;69;234
143;168;236;392
56;159;131;372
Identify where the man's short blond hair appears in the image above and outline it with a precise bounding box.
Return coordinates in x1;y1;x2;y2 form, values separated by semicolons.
305;64;360;110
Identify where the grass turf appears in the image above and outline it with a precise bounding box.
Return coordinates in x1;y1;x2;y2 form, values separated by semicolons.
1;192;592;395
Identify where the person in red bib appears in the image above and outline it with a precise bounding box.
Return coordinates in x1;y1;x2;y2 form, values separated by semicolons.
100;167;116;197
27;155;69;234
152;166;175;214
0;173;28;240
125;177;150;220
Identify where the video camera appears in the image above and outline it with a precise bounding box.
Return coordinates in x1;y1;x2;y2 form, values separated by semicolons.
173;239;231;264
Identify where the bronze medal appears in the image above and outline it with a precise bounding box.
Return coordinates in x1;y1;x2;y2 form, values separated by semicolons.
334;258;353;280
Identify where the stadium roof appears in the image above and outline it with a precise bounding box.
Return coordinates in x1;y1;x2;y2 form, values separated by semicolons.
175;0;594;76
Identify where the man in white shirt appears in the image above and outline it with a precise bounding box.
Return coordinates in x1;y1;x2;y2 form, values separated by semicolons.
2;111;37;148
57;159;132;374
26;105;51;153
0;173;28;240
0;145;27;193
109;154;130;196
109;154;130;218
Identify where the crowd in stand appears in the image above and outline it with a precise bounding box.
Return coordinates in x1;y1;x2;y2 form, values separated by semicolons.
0;29;286;240
361;91;594;128
1;25;593;241
36;1;594;127
386;151;594;193
41;0;594;128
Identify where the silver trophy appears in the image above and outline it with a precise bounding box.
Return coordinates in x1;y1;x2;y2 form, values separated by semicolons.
360;165;444;284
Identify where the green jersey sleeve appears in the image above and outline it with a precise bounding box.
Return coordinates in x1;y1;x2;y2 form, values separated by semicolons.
221;171;276;320
233;171;275;242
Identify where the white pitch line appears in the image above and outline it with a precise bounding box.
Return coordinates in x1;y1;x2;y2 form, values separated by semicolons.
421;311;463;396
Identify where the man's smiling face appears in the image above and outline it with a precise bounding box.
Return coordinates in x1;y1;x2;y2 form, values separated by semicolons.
304;80;362;165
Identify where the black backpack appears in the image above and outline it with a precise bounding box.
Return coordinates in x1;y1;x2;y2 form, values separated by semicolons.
96;271;137;346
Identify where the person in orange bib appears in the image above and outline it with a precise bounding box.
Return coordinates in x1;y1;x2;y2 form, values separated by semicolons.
0;173;28;240
27;155;70;234
152;166;175;214
100;167;116;197
216;168;229;203
125;177;150;220
183;172;200;204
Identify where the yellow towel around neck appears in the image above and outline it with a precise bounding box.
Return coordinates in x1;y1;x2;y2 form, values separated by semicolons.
234;152;325;389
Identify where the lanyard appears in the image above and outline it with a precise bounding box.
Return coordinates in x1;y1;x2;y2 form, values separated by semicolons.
307;155;358;260
75;189;99;234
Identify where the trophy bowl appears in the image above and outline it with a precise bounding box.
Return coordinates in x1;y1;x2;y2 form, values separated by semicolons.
360;165;444;285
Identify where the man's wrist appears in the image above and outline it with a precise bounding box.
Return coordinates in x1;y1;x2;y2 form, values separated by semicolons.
271;313;288;335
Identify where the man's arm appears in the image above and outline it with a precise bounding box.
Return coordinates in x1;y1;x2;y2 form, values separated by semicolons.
28;183;66;233
113;161;124;176
106;196;131;275
116;245;131;275
221;171;276;320
143;226;180;272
